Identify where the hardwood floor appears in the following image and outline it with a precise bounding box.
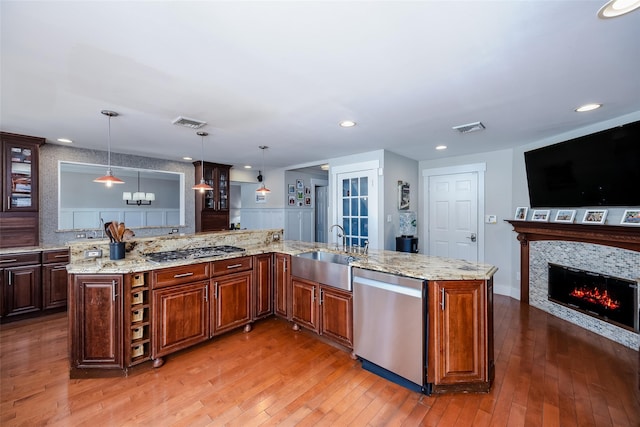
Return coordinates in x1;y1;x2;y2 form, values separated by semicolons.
1;295;639;426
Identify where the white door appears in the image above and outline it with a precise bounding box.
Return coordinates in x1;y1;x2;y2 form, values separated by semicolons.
428;172;479;262
335;170;378;249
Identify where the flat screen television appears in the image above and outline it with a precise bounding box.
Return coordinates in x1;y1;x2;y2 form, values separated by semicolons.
524;120;640;208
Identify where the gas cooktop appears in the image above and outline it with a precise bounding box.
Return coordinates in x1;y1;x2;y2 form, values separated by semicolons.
144;245;246;263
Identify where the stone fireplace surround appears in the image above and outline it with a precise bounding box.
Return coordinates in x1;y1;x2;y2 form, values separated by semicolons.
507;221;640;349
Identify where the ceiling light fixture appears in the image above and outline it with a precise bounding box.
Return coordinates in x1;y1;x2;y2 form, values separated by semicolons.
244;165;252;169
598;0;640;18
123;171;155;206
436;145;447;150
256;146;271;195
339;120;356;128
182;156;193;161
575;103;602;112
192;131;214;192
93;110;124;186
57;138;72;143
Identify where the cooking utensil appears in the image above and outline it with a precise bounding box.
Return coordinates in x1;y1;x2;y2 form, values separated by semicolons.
122;229;135;241
117;222;125;242
109;222;120;242
104;221;115;243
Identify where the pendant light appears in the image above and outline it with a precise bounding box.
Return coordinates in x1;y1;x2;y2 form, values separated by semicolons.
123;171;155;205
256;145;271;195
94;110;124;186
192;131;214;192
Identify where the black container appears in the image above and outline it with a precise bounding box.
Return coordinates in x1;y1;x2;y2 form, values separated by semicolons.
396;236;418;253
109;242;125;260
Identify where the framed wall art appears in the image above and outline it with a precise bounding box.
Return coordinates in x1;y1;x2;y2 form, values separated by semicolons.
620;209;640;226
582;209;607;224
514;207;528;220
554;210;576;223
531;210;550;222
288;184;295;194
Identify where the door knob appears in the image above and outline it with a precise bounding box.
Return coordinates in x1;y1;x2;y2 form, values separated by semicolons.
467;233;477;242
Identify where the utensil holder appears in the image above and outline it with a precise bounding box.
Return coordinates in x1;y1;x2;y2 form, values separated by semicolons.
109;242;125;260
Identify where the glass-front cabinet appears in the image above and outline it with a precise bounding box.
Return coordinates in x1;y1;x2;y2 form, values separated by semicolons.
2;134;42;212
1;132;44;248
193;161;232;232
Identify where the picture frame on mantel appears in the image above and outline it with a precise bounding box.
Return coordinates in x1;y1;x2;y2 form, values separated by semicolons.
620;209;640;226
531;210;550;222
514;207;528;220
582;209;608;224
554;209;576;223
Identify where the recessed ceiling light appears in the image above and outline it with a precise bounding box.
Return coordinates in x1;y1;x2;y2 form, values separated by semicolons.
57;138;73;143
436;145;447;150
575;103;602;112
320;164;330;170
183;156;193;161
339;120;356;128
598;0;640;18
244;165;252;169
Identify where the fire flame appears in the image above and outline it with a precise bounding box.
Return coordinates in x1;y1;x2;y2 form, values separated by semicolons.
570;286;620;310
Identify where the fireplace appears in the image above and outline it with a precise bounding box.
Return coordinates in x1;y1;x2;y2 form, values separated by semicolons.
548;263;639;332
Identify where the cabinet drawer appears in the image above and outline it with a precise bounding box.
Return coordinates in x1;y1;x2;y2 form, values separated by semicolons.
42;249;69;264
211;256;252;276
152;263;210;288
0;252;40;267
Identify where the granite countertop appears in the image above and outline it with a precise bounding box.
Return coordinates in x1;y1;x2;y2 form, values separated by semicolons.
66;240;497;281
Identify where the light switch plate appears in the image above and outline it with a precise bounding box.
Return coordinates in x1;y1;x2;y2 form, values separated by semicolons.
485;215;497;224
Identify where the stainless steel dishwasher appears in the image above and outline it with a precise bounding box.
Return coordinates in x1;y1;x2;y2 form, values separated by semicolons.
352;267;428;393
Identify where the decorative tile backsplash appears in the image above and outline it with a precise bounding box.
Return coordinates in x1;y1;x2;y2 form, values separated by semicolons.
530;241;639;349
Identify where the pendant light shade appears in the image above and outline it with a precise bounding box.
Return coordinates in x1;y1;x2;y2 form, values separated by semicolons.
256;145;271;194
193;131;214;192
94;110;125;186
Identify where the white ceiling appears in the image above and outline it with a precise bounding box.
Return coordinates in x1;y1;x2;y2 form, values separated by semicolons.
2;1;639;170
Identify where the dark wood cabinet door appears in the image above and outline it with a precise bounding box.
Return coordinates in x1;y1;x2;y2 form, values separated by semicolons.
319;286;353;348
72;274;122;368
42;263;68;310
274;253;290;319
253;254;273;319
429;280;486;386
193;161;231;232
152;281;209;358
3;265;41;317
291;277;317;332
211;270;252;336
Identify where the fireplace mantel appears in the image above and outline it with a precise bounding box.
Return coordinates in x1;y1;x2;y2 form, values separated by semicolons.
506;220;640;303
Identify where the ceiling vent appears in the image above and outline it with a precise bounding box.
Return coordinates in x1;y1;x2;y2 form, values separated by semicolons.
172;116;207;129
452;121;485;134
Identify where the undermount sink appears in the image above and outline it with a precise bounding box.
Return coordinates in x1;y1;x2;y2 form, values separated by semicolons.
291;251;359;291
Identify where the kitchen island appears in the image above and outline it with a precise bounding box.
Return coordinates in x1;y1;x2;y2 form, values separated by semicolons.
66;229;497;394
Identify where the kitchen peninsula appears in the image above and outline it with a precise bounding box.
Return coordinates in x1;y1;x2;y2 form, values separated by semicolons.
67;229;497;394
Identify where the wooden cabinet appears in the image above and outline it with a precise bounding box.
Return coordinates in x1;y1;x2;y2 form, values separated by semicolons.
253;253;273;320
193;161;231;232
0;252;41;318
211;257;252;336
274;253;290;319
319;286;353;348
152;281;209;359
42;249;69;310
151;263;210;364
1;132;44;248
291;275;353;348
428;279;493;393
291;277;318;331
70;274;123;370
